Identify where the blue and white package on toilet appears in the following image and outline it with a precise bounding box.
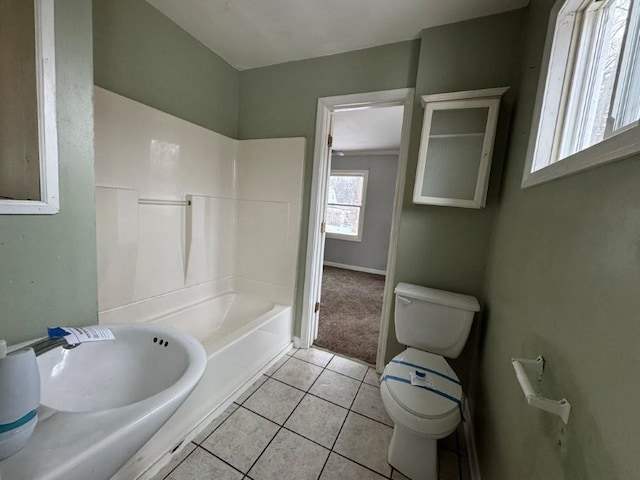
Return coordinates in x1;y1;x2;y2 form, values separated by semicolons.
0;341;40;461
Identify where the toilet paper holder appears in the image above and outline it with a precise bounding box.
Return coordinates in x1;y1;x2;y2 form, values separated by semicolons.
511;356;571;425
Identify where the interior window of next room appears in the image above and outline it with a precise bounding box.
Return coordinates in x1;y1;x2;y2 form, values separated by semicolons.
326;170;368;242
523;0;640;187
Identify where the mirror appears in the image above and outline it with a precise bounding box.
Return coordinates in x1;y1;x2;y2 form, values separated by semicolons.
413;87;508;208
0;0;58;214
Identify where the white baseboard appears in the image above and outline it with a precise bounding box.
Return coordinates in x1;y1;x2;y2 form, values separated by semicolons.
323;261;386;276
463;399;482;480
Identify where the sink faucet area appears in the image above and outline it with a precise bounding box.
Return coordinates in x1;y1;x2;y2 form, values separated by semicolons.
26;337;79;356
0;324;207;480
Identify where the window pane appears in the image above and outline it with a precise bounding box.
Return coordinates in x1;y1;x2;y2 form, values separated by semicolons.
589;0;631;143
326;205;360;236
328;175;364;206
563;0;632;157
612;0;640;131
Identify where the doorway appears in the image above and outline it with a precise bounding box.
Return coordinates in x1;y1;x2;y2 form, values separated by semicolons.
314;106;403;364
300;88;414;372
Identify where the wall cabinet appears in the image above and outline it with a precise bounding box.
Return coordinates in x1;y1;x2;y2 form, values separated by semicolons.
413;87;508;208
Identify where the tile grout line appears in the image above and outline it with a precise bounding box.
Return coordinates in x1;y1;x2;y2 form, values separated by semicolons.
165;349;388;480
160;442;198;479
241;350;337;478
181;351;311;477
266;375;391;428
264;357;392;429
196;444;248;478
240;394;307;477
166;347;467;480
261;351;391;479
193;402;241;447
302;354;336;479
319;370;364;478
329;370;395;479
272;349;383;478
233;404;391;480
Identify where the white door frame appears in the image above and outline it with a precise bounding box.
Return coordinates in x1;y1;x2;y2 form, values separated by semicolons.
300;88;414;373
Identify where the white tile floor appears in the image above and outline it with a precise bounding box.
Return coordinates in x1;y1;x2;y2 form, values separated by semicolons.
153;348;471;480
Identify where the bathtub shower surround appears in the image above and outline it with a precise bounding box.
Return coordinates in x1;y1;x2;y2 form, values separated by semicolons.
93;87;305;480
94;87;304;309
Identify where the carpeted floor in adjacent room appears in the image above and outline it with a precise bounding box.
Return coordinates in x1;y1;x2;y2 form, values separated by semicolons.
314;266;385;365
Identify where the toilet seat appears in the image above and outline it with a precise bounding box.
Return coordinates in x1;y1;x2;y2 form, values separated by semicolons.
381;348;463;437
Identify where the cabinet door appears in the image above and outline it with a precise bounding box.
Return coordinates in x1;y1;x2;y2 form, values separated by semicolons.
413;97;500;208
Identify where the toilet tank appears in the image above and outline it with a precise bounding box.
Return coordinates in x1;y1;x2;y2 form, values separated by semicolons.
394;283;480;359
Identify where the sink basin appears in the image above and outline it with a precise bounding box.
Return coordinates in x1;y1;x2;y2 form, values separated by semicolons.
38;327;195;412
0;324;207;480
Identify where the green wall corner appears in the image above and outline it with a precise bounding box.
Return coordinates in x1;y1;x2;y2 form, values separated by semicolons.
93;0;239;138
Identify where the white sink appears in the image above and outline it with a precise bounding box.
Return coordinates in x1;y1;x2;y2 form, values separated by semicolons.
0;324;207;480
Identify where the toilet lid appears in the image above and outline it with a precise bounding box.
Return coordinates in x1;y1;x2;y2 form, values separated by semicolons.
382;349;463;420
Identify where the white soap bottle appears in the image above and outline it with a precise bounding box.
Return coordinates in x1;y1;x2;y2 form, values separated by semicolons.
0;340;40;461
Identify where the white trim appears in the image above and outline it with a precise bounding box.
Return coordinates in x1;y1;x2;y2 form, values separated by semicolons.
522;123;640;187
414;92;506;209
463;399;482;480
378;92;413;373
420;87;509;106
300;88;414;372
0;0;59;215
325;234;362;242
323;261;386;276
326;169;368;242
522;0;640;188
300;98;333;349
333;148;400;157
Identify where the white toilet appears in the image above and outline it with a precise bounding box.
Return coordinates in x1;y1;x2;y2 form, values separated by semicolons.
380;282;480;480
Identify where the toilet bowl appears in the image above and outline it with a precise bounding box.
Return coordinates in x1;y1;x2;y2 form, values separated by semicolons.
380;348;462;480
381;283;479;480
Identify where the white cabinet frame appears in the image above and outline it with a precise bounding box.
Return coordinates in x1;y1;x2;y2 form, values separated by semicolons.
0;0;59;215
413;87;508;209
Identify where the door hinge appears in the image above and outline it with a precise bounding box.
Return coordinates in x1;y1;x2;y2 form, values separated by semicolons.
327;134;333;148
321;222;326;234
314;302;320;313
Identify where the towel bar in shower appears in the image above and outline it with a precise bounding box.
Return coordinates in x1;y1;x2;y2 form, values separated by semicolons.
138;198;191;206
511;356;571;425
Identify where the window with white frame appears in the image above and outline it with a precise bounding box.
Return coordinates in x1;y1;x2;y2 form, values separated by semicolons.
523;0;640;187
325;170;368;242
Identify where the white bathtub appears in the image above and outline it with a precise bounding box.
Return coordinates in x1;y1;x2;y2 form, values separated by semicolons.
111;291;293;480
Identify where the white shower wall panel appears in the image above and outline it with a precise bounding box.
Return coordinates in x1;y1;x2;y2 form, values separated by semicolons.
185;196;236;287
235;138;305;204
134;204;187;301
94;87;305;316
94;87;236;199
95;88;305;479
234;138;304;295
235;200;292;287
95;187;139;310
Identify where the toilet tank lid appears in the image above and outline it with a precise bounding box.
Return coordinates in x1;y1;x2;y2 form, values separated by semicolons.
395;283;480;312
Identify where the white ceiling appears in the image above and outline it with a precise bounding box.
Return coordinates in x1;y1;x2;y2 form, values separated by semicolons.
147;0;529;70
332;106;404;153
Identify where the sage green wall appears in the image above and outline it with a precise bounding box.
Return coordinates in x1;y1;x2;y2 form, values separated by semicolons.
93;0;239;138
388;11;525;386
0;0;97;345
475;1;640;478
238;40;421;334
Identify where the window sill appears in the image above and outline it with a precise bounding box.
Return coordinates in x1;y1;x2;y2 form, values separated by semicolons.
326;233;362;242
522;124;640;188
